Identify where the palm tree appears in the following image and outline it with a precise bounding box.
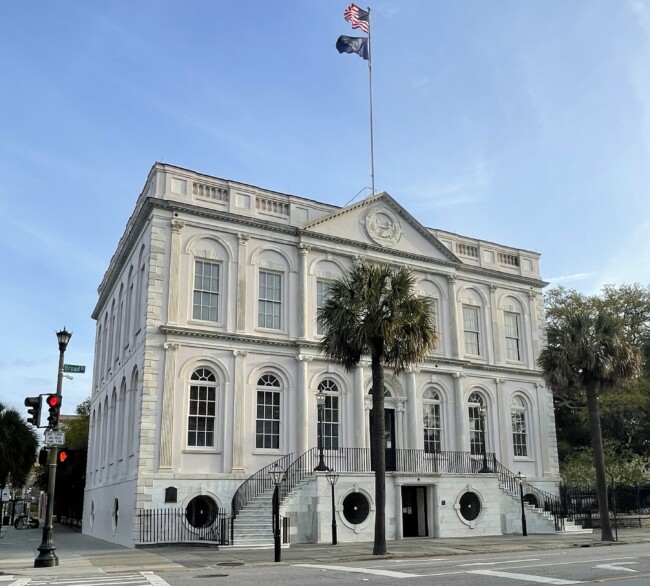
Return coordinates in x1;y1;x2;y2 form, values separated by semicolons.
0;402;39;493
317;260;437;554
538;308;640;541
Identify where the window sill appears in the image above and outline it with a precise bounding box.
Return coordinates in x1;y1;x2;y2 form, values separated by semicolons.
182;448;220;454
188;319;225;328
254;327;287;335
252;449;283;455
513;456;533;461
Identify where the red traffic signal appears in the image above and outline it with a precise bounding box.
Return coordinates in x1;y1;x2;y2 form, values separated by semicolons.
46;394;61;428
58;449;68;463
25;396;42;427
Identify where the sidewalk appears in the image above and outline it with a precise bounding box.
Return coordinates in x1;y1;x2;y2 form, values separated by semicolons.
2;524;650;577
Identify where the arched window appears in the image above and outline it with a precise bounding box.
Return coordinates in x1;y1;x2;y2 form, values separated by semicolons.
468;392;485;456
188;368;217;447
256;374;281;449
422;388;442;453
511;396;528;457
318;379;340;450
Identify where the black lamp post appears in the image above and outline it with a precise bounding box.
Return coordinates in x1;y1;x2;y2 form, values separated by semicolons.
326;468;339;545
269;464;285;562
478;404;491;473
515;471;528;537
35;328;71;568
314;390;328;471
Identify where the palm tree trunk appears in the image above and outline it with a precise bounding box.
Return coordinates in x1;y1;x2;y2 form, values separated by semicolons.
585;384;614;541
370;352;387;555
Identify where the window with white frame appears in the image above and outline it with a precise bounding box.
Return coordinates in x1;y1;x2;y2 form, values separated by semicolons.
193;260;220;322
258;270;282;330
431;298;440;352
318;378;339;450
504;311;521;361
463;305;481;355
422;388;442;453
511;396;528;457
316;279;333;335
468;392;485;456
256;374;281;449
187;368;217;447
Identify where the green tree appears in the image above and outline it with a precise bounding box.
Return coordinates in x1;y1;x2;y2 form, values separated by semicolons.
539;306;641;541
317;260;437;555
0;402;39;492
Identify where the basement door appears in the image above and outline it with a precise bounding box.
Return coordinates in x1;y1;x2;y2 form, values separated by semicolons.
402;486;428;537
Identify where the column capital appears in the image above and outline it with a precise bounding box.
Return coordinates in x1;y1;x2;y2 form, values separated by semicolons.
405;365;421;374
446;274;457;285
528;289;537;300
452;372;465;380
171;219;185;233
297;243;311;255
233;349;248;357
489;284;497;293
163;342;180;351
495;377;506;386
295;354;314;363
237;233;250;245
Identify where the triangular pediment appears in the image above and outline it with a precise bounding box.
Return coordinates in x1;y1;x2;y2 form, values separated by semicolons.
301;193;459;263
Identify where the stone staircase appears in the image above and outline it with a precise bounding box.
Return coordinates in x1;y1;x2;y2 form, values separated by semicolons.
229;489;276;548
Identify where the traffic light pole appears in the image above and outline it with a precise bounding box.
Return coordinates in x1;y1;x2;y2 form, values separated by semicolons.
34;329;70;568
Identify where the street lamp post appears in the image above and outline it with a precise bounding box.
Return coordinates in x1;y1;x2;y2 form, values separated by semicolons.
269;464;285;563
314;390;328;471
35;328;71;568
326;468;339;545
478;404;491;473
515;471;528;537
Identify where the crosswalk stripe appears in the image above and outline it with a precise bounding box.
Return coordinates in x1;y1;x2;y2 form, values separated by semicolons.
294;563;420;578
468;569;583;584
22;573;171;586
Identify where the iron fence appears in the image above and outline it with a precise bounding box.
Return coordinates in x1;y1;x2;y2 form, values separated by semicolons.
136;507;231;546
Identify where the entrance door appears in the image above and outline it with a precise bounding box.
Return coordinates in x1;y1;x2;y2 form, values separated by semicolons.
370;408;397;472
402;486;428;537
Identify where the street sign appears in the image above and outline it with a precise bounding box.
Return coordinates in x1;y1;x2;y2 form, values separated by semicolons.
44;430;65;446
63;364;85;373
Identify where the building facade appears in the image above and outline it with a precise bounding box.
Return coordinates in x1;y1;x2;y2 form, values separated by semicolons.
83;163;560;547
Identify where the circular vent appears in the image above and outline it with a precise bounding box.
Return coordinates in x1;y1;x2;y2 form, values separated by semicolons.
342;492;370;525
459;492;481;522
185;495;218;528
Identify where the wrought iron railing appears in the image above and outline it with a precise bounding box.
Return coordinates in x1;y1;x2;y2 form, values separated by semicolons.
395;449;497;474
136;508;230;545
231;453;293;519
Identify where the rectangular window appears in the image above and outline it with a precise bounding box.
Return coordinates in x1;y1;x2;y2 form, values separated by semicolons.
423;403;441;453
258;270;282;330
316;280;332;335
193;260;220;322
187;386;216;447
323;395;339;450
256;390;280;449
505;312;521;361
512;410;528;457
463;305;480;355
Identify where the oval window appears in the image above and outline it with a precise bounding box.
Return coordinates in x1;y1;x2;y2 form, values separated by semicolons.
185;495;218;528
459;492;481;522
342;492;370;525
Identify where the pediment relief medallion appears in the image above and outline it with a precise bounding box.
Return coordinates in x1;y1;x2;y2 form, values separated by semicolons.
362;206;402;247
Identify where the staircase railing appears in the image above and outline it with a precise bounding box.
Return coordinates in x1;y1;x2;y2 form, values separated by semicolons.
395;449;497;474
490;458;565;530
231;453;293;519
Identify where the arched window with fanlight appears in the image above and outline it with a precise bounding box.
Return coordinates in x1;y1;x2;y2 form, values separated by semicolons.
511;396;528;457
468;392;485;456
318;378;340;450
187;368;217;448
422;388;442;453
256;373;281;449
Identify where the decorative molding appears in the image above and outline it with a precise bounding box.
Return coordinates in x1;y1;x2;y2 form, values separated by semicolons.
295;354;314;363
233;349;248;357
171;219;185;233
237;233;250;245
163;342;180;351
297;243;311;255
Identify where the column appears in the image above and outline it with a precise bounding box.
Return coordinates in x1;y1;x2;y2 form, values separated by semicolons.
159;342;179;470
405;367;419;449
236;233;250;333
489;284;501;364
447;275;460;358
536;382;552;475
528;290;540;369
396;400;406;449
354;362;367;448
453;372;467;451
297;244;310;340
295;354;313;456
231;350;248;474
167;219;184;324
394;479;403;540
495;378;508;462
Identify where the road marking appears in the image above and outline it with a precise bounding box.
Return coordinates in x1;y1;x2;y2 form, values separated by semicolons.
141;572;173;585
468;569;582;584
7;579;30;586
294;564;420;578
24;573;170;586
595;562;638;573
387;558;449;563
460;558;541;566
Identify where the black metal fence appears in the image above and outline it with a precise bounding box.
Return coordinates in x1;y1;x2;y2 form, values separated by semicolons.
136;508;231;546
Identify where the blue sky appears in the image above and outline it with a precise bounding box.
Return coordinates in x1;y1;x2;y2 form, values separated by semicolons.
1;1;650;415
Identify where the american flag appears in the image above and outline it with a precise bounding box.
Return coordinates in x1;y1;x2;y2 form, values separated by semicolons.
344;3;370;34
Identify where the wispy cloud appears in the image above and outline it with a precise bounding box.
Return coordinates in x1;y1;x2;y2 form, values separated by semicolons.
545;272;594;285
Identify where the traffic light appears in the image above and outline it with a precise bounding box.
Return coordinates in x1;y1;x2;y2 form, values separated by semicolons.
45;394;62;428
57;448;75;465
24;396;42;427
38;448;48;466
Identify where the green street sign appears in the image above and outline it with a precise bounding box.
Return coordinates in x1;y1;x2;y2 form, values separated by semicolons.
63;364;86;374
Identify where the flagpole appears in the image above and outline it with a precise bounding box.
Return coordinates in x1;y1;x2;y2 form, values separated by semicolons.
367;6;375;196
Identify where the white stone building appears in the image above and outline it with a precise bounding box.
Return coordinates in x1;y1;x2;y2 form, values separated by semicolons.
83;163;561;548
